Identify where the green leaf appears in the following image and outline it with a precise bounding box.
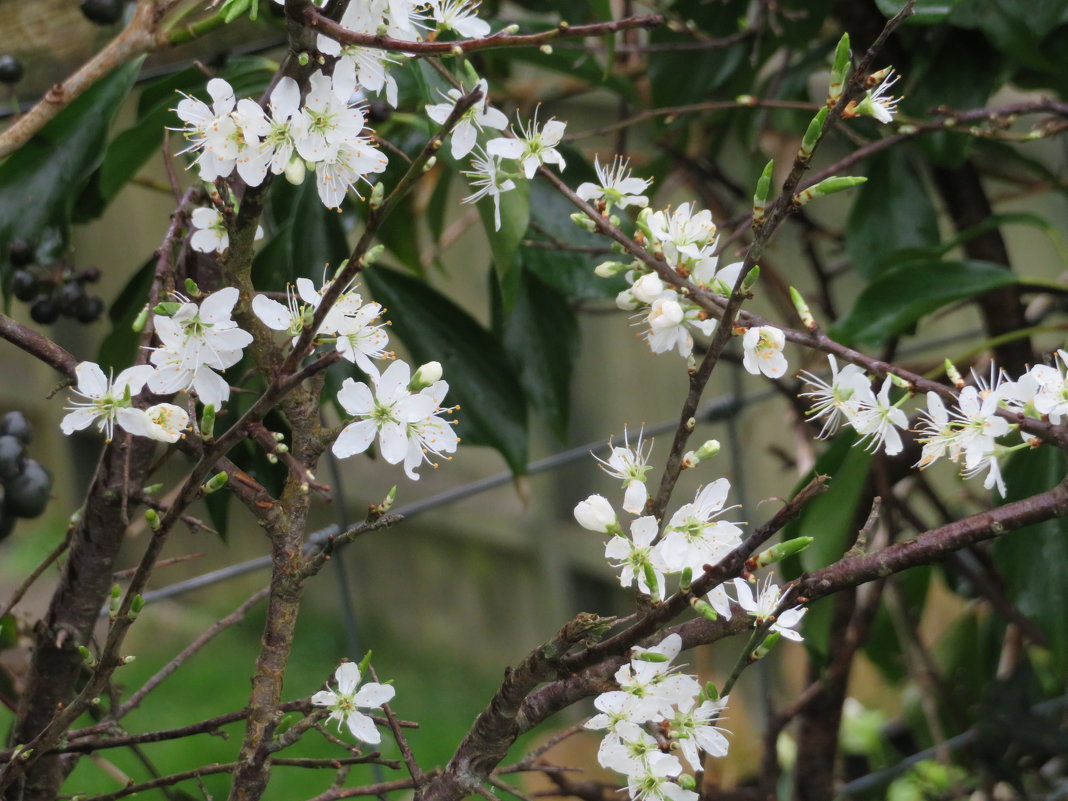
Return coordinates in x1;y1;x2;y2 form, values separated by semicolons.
845;148;940;279
0;59;142;294
364;266;528;474
873;0;968;24
831;259;1018;346
500;268;580;441
992;446;1068;672
863;566;932;684
97;257;155;368
474;180;530;310
288;177;350;278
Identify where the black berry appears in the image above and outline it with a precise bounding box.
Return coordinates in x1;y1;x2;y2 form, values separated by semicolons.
29;294;59;325
8;238;34;267
74;295;105;324
79;266;102;284
57;282;85;316
4;459;52;518
80;0;124;25
11;269;39;302
0;436;23;481
0;55;24;86
0;412;33;445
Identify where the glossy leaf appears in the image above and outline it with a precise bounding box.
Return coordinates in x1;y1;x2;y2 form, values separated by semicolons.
364;266;528;474
499;268;580;441
0;59;141;293
845;148;940;279
475;179;530;310
832;259;1018;346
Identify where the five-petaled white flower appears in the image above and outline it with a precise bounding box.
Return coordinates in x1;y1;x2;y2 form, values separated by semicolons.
741;326;788;379
173;78;240;182
61;362;188;443
577;156;651;212
428;0;490;38
487;111;567;179
594;427;654;515
426;79;508;160
462;148;516;231
798;354;870;438
311;662;395;744
732;577;806;641
851;376;908;456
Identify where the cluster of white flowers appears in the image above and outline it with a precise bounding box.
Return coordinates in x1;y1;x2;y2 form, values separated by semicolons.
311;661;395;744
251;275;458;480
61;288;252;443
799;352;1068;496
585;634;727;801
175;72;386;210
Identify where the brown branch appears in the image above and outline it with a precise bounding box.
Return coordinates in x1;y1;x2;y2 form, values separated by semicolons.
0;314;78;378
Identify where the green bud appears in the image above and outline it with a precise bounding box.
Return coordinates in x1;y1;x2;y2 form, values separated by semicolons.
696;439;720;460
678;775;696;791
297;52;310;67
679;567;692;593
423;155;437;172
643;563;661;602
276;443;289;454
502;23;520;34
751;631;781;661
374;485;397;515
742;265;760;292
200;404;216;440
703;682;720;702
360;244;385;267
121;655;136;665
750;537;813;569
539;44;553;55
132;305;149;332
108;584;122;620
410;361;443;391
145;508;161;531
944;358;964;388
570;212;598;232
369;182;385;211
273;712;298;738
690;597;719;621
800;107;829;160
790;286;817;330
753;159;774;222
78;645;97;668
273;431;285;441
357;650;374;674
828;33;851;102
633;651;670;663
284;157;306;185
594;260;630;278
795;175;867;206
184;278;201;297
635;206;654;239
142;483;163;494
202;472;229;494
153;302;181;317
889;372;911;390
129;595;145;620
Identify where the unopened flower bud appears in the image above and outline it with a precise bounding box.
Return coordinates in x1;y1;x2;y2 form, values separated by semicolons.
266;453;278;464
297;52;310;67
202;471;229;494
369;182;385;210
690;597;719;621
748;536;813;570
145;508;161;531
184;278;201;297
703;682;720;702
284;157;307;185
573;494;619;534
570;212;597;232
679;567;692;593
200;404;216;440
944;358;964;388
632;272;664;304
108;584;122;620
153;302;181;317
78;645;97;668
359;244;385;267
750;631;781;661
828;33;851;103
795;176;867;206
129;594;145;620
742;265;760;293
594;260;630;278
539;44;553;55
695;439;720;460
121;655;136;665
142;483;163;494
410;361;443;391
423;155;437;172
132;305;149;332
800;107;829;160
753;159;774;222
678;775;697;791
790;286;816;330
503;23;519;33
681;451;699;469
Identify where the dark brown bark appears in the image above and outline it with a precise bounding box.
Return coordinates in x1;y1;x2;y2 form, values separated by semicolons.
7;435;156;801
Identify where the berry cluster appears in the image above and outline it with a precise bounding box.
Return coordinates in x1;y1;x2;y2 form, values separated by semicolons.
0;412;52;542
80;0;127;26
8;239;105;325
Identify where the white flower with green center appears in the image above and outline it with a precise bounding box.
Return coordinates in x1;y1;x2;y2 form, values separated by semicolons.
61;362;188;443
856;68;901;124
657;479;743;576
605;516;666;597
646;202;717;267
428;0;490;38
332;361;451;479
294;71;371;162
173;78;240;182
799;355;870;439
850;376;908;456
577;156;651;212
315;138;389;209
310;662;395;744
148;287;253;410
486;110;567;179
462;148;516;231
668;695;731;771
594;427;653;514
401;372;459;480
733;577;806;641
426;78;508;159
232;77;303;186
626;752;697;801
334;303;391;373
741;326;788;379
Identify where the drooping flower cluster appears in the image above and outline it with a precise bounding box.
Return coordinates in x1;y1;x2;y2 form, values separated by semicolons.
61;288;253;443
174;72;387;210
585;634;729;801
311;661;395;744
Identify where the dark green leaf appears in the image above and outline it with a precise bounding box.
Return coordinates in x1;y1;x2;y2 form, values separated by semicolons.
831;259;1018;346
474;179;529;310
1;59;142;296
992;446;1068;672
288;176;350;278
364;266;528;474
97;257;155;368
501;268;580;440
845;148;940;279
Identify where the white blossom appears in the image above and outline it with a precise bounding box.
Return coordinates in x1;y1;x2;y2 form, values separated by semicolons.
61;362;154;440
310;662;395;744
741;326;788;379
594;427;653;515
486;111;567;179
576;156;651;211
850;376;908;456
173;78;240;181
461;148;516;231
668;695;731;771
428;0;490;37
574;493;619;533
188;207;263;254
799;355;870;438
605;516;666;596
733;577;806;642
232;77;303;185
646;203;716;267
657;479;743;576
426;79;508;159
